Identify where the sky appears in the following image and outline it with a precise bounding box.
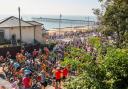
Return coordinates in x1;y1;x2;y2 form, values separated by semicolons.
0;0;100;16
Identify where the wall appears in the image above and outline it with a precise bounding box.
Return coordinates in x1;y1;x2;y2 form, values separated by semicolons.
1;26;44;44
4;26;34;43
0;28;10;40
0;45;40;58
35;26;43;43
21;26;34;43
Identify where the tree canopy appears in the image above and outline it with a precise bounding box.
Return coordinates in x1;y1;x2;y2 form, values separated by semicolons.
64;0;128;89
99;0;128;48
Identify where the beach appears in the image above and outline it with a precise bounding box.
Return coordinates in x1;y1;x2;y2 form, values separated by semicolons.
47;26;94;36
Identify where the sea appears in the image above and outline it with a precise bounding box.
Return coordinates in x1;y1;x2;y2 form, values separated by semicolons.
0;15;97;30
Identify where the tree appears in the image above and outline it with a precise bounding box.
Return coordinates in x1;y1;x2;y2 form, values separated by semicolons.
64;38;128;89
64;1;128;88
100;0;128;48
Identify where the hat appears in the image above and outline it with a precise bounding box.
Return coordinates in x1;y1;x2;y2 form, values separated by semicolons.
10;77;14;82
24;69;32;75
38;73;42;76
57;67;60;70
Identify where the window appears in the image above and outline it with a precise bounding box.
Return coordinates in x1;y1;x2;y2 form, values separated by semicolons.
0;30;4;43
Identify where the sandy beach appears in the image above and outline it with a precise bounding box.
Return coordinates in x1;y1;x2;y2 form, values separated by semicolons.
47;26;94;36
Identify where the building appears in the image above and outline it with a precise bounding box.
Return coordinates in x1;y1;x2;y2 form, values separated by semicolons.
0;16;45;44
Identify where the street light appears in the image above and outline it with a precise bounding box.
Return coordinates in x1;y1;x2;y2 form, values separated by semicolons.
18;7;22;45
59;14;62;36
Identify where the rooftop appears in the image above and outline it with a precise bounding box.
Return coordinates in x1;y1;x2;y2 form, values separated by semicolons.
0;16;43;28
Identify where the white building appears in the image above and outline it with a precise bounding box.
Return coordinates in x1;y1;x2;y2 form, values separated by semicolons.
0;16;45;44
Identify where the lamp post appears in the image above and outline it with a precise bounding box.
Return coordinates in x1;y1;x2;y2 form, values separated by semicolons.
87;16;90;30
34;26;36;44
59;14;62;36
18;7;22;45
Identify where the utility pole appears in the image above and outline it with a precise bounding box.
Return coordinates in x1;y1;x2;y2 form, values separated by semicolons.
92;18;94;30
18;7;22;45
88;16;90;30
34;26;36;44
59;14;62;36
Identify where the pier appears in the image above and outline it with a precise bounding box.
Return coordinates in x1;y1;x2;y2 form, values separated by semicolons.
32;17;95;24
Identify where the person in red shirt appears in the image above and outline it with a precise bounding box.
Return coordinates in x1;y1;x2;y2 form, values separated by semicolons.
62;67;68;81
55;67;62;89
22;75;32;89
